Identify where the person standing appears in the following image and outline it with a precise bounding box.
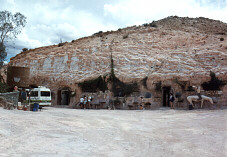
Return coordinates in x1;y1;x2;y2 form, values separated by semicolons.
83;96;87;109
169;93;175;109
193;86;202;100
13;86;18;92
87;96;92;109
79;96;84;109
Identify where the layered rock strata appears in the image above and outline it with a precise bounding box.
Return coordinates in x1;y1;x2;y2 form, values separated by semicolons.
9;16;227;107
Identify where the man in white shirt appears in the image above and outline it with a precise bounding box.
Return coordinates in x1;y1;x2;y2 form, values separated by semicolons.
80;97;84;109
87;96;92;109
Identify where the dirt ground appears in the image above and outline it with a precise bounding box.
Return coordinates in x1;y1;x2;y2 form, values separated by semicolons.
0;107;226;157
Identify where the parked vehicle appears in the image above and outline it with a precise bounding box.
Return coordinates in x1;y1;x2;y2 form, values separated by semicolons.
26;86;52;106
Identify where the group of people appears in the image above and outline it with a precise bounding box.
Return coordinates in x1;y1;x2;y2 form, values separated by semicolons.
169;85;201;109
78;86;202;110
79;95;92;109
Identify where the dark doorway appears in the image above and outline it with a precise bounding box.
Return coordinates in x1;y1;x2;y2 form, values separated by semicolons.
58;88;70;105
162;86;171;107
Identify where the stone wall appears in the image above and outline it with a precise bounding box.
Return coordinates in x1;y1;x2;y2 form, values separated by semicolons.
0;91;19;106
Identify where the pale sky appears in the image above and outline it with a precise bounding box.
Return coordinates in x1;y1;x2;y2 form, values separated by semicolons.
0;0;227;62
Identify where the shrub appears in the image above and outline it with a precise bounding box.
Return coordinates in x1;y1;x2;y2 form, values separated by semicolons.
112;79;139;97
150;21;157;27
109;72;138;97
143;23;149;27
201;71;226;91
22;48;28;52
93;31;103;36
58;43;64;47
78;76;107;93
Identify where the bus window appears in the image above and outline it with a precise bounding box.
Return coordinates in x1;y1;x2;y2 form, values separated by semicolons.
41;91;51;97
30;91;38;97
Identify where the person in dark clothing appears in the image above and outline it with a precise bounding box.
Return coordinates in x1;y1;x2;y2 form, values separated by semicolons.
169;93;175;109
20;89;27;103
79;96;84;109
83;96;87;109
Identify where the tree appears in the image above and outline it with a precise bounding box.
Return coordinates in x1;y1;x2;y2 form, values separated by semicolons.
0;10;26;92
0;10;26;44
0;10;26;65
0;42;7;92
0;42;6;67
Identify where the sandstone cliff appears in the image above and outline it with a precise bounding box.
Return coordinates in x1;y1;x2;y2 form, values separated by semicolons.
9;16;227;92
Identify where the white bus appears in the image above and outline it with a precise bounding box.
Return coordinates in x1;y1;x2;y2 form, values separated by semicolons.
28;86;52;106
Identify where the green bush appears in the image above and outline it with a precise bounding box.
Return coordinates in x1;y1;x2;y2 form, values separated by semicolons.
201;72;226;91
78;76;107;93
143;23;149;27
150;21;157;27
58;43;64;47
112;79;138;97
22;48;28;52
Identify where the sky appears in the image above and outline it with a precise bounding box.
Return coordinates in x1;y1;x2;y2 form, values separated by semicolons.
0;0;227;62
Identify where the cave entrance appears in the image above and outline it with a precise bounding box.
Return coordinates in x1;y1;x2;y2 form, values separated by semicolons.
162;86;171;107
58;88;70;105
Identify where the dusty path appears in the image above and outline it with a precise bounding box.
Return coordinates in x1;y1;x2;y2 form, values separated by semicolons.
0;108;226;157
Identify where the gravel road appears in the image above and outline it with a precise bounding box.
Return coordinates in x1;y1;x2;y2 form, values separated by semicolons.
0;107;226;157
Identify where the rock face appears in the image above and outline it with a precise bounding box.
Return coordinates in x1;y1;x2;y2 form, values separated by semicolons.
9;16;227;107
